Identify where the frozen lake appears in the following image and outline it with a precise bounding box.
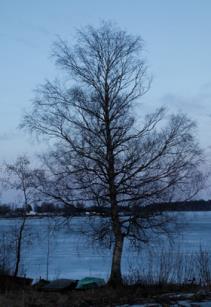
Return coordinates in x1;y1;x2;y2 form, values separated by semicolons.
0;211;210;281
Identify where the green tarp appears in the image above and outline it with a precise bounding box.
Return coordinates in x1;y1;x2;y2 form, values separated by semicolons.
42;279;77;291
76;277;105;289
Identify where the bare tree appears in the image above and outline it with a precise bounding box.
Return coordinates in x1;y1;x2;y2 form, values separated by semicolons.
22;22;205;286
3;156;36;276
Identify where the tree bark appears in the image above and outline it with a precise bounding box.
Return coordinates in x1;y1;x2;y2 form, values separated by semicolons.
103;81;125;286
108;231;124;286
14;217;26;277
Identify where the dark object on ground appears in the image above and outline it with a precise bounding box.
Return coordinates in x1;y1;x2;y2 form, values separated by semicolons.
42;278;78;292
0;274;33;291
76;277;105;289
33;278;50;290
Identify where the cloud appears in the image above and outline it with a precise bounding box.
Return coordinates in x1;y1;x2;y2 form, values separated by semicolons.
158;84;211;151
0;132;16;141
0;32;38;49
20;21;51;37
160;84;211;118
0;20;52;49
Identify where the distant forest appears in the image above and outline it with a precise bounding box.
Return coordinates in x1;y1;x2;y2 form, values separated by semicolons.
0;200;211;217
146;200;211;212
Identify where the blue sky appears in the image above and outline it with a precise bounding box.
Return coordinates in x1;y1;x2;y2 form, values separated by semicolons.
1;0;211;165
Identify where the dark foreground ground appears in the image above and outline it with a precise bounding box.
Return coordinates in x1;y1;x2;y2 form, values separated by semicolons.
1;283;211;307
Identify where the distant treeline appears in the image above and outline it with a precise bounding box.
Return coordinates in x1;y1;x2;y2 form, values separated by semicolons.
0;202;85;217
145;200;211;212
0;200;211;217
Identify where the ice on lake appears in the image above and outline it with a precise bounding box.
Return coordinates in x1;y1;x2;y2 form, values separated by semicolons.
0;211;210;281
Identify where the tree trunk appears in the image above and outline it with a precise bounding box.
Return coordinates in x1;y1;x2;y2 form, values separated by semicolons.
108;232;124;286
104;80;125;286
14;217;26;277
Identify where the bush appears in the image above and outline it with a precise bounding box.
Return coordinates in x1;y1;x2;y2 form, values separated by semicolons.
125;246;211;286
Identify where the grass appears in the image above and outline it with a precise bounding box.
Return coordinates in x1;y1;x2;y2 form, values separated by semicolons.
0;247;211;306
0;282;211;307
124;246;211;286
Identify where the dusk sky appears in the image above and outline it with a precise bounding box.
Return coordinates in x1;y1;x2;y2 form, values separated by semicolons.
1;1;211;186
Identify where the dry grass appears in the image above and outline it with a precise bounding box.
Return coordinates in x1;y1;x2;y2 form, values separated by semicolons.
0;248;210;306
0;283;210;307
125;247;211;287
